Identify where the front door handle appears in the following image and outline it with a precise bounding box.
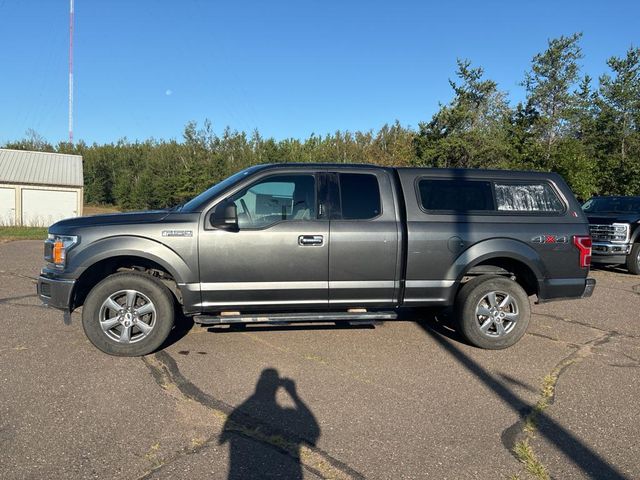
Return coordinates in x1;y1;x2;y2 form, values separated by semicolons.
298;235;324;246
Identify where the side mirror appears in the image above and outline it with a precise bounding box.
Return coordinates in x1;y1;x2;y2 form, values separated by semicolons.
210;201;238;230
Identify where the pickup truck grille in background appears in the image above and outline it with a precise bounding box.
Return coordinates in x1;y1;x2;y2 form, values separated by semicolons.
589;224;629;243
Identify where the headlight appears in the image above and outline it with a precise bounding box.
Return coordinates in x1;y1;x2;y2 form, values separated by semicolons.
45;234;79;267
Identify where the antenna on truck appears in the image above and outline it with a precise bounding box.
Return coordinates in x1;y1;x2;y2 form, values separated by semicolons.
68;0;74;144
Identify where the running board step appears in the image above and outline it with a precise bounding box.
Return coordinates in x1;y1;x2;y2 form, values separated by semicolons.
194;311;397;325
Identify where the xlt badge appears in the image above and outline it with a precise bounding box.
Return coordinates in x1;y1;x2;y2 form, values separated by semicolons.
162;230;193;237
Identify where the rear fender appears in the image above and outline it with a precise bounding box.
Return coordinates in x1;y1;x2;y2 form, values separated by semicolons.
445;238;546;302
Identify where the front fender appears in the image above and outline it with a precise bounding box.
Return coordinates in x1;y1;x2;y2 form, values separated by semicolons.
68;235;196;284
446;237;546;283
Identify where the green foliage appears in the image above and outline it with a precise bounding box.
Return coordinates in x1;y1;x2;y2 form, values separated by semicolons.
415;58;511;169
523;33;584;156
3;34;639;207
4;129;54;152
550;138;597;201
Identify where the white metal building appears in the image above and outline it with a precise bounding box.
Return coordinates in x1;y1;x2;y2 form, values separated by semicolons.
0;149;83;227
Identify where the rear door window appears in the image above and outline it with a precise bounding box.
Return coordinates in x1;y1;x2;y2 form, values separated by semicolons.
337;173;381;220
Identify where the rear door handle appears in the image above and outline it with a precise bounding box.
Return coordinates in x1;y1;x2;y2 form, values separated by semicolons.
298;235;324;246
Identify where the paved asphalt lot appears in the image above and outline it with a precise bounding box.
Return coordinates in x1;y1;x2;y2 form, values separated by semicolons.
1;240;638;480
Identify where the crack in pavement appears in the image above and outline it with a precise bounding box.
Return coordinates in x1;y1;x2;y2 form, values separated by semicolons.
526;330;582;348
140;351;365;480
533;312;640;340
0;292;46;310
0;271;39;282
419;319;631;479
502;330;627;479
0;293;39;305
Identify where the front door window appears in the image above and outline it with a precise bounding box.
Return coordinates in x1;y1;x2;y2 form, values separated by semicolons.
230;175;316;229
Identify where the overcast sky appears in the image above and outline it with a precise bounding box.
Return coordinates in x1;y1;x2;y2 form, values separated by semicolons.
0;0;638;144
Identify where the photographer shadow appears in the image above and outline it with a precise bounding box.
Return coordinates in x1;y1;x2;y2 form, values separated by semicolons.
219;368;320;480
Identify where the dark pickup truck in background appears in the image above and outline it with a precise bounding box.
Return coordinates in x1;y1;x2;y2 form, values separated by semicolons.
38;164;595;356
583;196;640;275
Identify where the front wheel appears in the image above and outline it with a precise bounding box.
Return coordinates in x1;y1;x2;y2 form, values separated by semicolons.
82;272;175;356
454;275;531;349
626;244;640;275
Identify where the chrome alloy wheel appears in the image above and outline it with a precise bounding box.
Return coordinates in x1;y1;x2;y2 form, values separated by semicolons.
475;290;519;337
99;289;156;344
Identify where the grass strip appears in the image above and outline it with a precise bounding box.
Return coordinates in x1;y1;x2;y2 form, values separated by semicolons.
0;226;48;241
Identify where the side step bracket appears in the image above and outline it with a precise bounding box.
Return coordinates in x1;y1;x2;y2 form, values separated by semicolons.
194;310;397;325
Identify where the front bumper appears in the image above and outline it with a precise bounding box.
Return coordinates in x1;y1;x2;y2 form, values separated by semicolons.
37;274;75;311
591;242;631;264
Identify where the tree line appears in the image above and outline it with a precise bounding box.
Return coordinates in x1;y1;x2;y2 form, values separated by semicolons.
4;33;639;209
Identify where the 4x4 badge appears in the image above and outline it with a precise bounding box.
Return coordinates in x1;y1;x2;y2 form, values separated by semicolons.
532;235;568;244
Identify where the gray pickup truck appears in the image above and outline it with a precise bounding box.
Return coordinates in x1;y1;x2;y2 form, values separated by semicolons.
38;164;595;356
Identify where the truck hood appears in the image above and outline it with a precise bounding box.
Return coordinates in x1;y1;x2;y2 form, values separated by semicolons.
50;210;171;231
586;213;640;224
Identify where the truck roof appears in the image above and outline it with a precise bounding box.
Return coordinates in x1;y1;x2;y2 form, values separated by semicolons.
259;163;563;180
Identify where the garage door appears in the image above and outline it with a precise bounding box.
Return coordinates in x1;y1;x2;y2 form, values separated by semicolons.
0;187;16;225
22;189;78;227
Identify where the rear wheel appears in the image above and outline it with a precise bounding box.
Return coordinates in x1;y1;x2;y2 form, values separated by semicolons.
82;272;175;356
454;275;530;349
626;244;640;275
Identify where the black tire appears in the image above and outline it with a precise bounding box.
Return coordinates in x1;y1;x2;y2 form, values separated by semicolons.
454;275;530;350
82;271;175;356
625;244;640;275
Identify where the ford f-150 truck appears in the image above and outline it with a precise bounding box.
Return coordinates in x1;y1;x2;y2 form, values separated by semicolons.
582;196;640;275
37;164;595;356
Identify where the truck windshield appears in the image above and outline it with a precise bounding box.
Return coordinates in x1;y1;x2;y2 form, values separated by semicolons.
180;166;263;212
582;197;640;213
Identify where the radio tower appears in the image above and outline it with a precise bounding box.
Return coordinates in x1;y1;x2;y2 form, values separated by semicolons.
68;0;74;144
